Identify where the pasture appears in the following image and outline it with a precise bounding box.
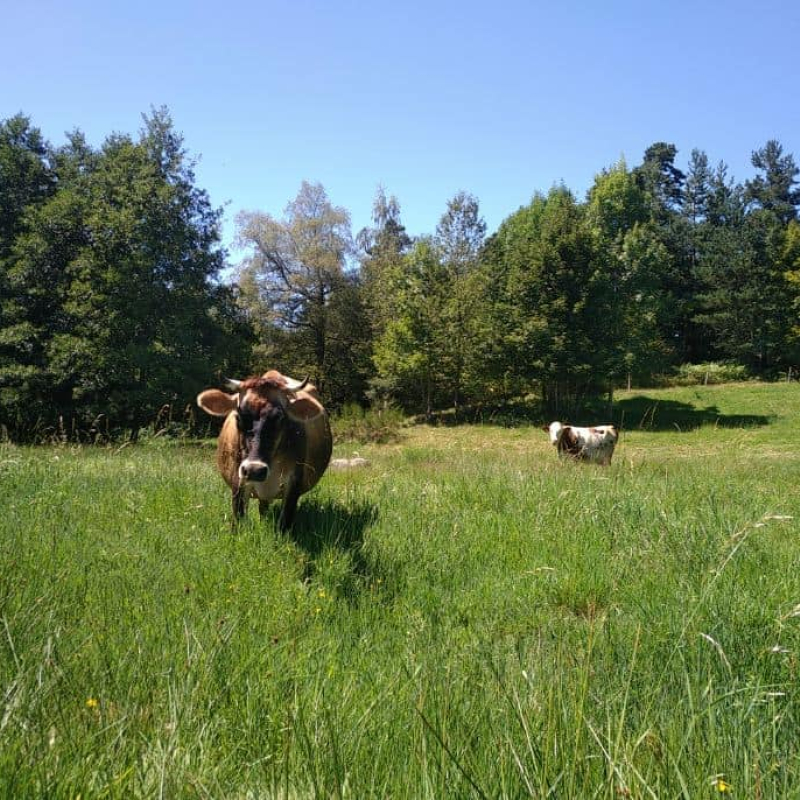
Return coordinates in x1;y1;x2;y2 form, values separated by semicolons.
1;382;799;798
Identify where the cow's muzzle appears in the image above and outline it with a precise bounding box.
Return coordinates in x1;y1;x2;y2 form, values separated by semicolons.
239;459;269;483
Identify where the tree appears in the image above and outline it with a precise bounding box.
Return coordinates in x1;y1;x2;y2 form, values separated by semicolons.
1;183;91;434
323;271;373;406
0;116;56;431
492;187;602;411
236;181;355;396
357;186;412;343
633;142;705;363
474;194;551;399
0;114;54;259
1;108;246;439
694;195;790;374
745;140;800;224
684;149;712;226
677;149;717;362
372;238;451;414
705;160;741;227
70;109;235;434
694;140;800;373
783;220;800;355
585;161;672;388
433;191;486;409
634;142;686;217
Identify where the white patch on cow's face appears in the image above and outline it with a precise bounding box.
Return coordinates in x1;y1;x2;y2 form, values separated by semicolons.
547;421;564;446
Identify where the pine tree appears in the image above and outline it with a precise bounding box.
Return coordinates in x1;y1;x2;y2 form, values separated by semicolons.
746;140;800;223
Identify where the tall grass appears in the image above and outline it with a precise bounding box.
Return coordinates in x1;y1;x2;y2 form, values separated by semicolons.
1;383;799;797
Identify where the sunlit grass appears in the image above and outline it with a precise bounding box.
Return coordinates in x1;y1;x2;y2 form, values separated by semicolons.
1;382;799;797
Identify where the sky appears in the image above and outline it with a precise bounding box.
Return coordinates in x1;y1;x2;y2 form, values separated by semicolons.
2;0;799;261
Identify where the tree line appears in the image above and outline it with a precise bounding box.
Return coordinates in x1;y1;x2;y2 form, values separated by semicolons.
2;110;799;440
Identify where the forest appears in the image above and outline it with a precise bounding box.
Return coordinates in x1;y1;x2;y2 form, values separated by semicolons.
1;107;799;440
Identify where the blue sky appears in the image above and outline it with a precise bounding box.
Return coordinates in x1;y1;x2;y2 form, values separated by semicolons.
2;0;798;259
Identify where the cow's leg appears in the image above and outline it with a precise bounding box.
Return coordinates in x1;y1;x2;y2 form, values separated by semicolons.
258;499;272;518
278;489;300;531
277;469;304;531
231;485;247;525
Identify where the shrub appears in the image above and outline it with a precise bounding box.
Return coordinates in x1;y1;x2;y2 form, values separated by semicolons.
671;362;750;386
331;403;405;443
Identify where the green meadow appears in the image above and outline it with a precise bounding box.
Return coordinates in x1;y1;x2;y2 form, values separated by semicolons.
1;383;799;798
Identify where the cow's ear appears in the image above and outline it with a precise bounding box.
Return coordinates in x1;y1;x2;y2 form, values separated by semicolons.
197;389;239;417
286;395;324;422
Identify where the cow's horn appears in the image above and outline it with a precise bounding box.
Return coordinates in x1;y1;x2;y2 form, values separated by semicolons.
223;377;242;391
284;375;309;392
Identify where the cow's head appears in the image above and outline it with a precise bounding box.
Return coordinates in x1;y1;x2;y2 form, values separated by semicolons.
544;421;565;447
197;373;324;485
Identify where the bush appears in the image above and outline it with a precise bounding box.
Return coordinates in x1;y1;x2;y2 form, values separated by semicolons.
331;403;405;443
671;362;750;386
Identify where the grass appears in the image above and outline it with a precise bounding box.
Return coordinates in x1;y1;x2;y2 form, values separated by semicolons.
1;382;799;798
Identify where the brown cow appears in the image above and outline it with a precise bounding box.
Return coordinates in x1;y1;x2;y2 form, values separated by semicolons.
197;370;332;529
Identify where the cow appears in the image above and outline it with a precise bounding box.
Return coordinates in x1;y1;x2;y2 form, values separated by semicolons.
544;421;619;465
196;370;332;529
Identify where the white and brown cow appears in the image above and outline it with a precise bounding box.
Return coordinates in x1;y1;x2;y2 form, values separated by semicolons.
197;370;332;529
544;421;619;465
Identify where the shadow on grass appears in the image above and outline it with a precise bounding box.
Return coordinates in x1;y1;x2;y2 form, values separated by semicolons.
606;395;773;432
280;498;390;598
291;498;377;558
412;394;773;433
414;399;546;428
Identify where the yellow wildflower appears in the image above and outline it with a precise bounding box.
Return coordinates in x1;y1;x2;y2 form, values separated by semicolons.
86;698;99;710
714;777;732;793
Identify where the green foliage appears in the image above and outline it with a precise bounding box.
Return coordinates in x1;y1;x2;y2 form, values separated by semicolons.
3;114;800;433
432;191;487;408
0;115;55;257
365;193;490;414
633;141;686;216
372;237;449;413
357;186;412;343
478;187;610;412
783;220;800;342
694;208;792;372
0;109;251;440
746;139;800;224
236;181;370;405
514;188;600;407
331;401;405;443
586;162;673;385
672;361;750;385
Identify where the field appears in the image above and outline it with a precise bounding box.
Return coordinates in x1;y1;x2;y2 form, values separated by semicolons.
1;382;799;798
